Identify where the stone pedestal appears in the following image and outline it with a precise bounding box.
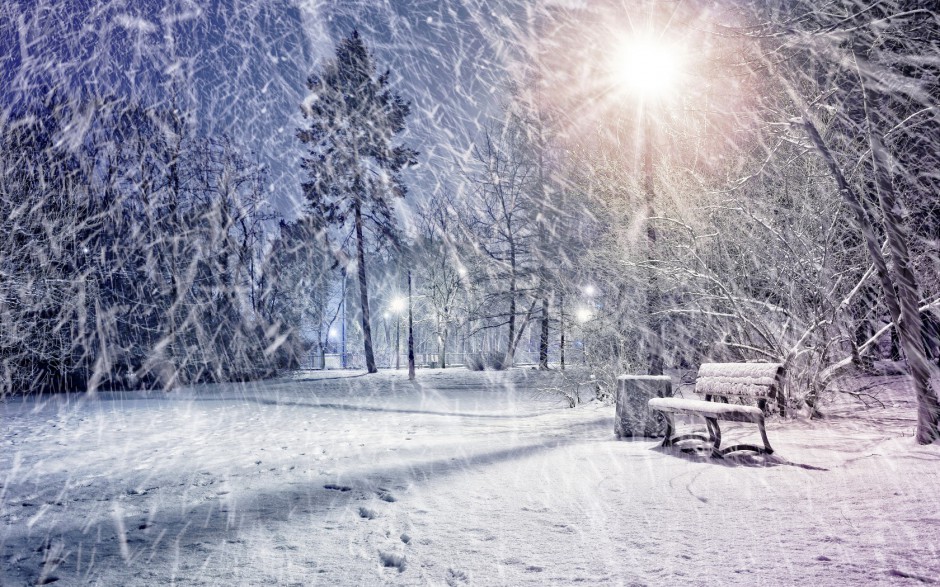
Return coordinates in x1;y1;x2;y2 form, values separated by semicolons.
615;375;672;438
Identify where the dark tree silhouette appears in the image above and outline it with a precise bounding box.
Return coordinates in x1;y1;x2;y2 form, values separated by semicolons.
298;30;417;374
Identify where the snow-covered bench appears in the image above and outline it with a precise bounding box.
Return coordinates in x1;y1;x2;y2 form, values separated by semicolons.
648;362;784;458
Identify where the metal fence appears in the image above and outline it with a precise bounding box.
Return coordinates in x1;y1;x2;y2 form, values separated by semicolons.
300;349;587;370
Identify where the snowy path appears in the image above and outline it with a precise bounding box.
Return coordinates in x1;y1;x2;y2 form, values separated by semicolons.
2;369;939;585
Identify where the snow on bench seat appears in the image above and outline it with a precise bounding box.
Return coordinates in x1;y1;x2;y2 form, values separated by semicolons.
648;362;784;458
648;397;763;420
695;362;783;400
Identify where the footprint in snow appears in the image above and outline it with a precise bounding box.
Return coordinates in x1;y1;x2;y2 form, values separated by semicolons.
525;565;544;572
324;484;351;492
379;551;406;571
446;568;469;585
377;491;397;502
358;507;378;520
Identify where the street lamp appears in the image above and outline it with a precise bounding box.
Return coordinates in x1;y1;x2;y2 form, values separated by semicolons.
612;32;684;376
612;35;683;100
575;307;593;324
389;296;407;370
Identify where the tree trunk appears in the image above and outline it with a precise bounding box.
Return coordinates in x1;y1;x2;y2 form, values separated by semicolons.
506;243;517;366
408;270;415;380
923;313;940;367
852;284;876;371
801;120;903;333
642;114;664;376
890;327;902;361
539;295;550;370
803;116;939;443
395;317;401;370
438;324;446;369
534;48;550;373
353;201;377;373
559;292;566;371
508;299;538;364
870;135;940;444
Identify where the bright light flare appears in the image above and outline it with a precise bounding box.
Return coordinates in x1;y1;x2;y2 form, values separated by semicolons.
575;307;593;324
612;35;683;99
389;297;407;314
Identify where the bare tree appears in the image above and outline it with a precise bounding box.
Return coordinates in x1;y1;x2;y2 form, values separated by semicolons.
412;197;467;368
740;0;940;442
461;121;541;366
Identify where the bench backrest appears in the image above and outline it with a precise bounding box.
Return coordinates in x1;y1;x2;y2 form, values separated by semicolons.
695;362;784;400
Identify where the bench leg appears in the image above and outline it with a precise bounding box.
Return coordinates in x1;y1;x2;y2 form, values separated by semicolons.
661;413;675;447
705;417;722;458
718;417;775;457
654;410;776;458
658;412;711;449
705;418;718;443
757;418;774;454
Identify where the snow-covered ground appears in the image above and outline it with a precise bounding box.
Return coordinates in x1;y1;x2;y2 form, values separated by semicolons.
2;368;939;586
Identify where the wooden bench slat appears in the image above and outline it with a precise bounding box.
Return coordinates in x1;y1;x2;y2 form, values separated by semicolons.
648;397;763;419
696;380;778;397
647;362;783;458
697;362;783;380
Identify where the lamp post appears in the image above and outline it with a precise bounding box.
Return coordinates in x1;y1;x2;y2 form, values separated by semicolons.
614;34;683;376
341;271;347;369
576;303;593;365
382;311;391;367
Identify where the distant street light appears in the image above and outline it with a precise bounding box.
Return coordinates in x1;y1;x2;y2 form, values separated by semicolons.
575;307;593;324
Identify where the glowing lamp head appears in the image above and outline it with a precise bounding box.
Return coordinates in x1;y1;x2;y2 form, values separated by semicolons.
575;307;593;324
389;297;407;314
613;35;683;99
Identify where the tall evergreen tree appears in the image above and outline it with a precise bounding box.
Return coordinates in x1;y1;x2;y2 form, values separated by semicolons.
298;30;417;374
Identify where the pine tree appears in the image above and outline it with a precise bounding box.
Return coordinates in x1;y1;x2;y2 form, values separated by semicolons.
298;30;417;374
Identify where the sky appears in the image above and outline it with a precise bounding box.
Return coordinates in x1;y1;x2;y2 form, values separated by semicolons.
0;0;535;219
0;0;747;224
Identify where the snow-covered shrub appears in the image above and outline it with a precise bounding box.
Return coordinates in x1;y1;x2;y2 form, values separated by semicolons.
466;354;486;371
465;352;509;371
0;90;292;395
